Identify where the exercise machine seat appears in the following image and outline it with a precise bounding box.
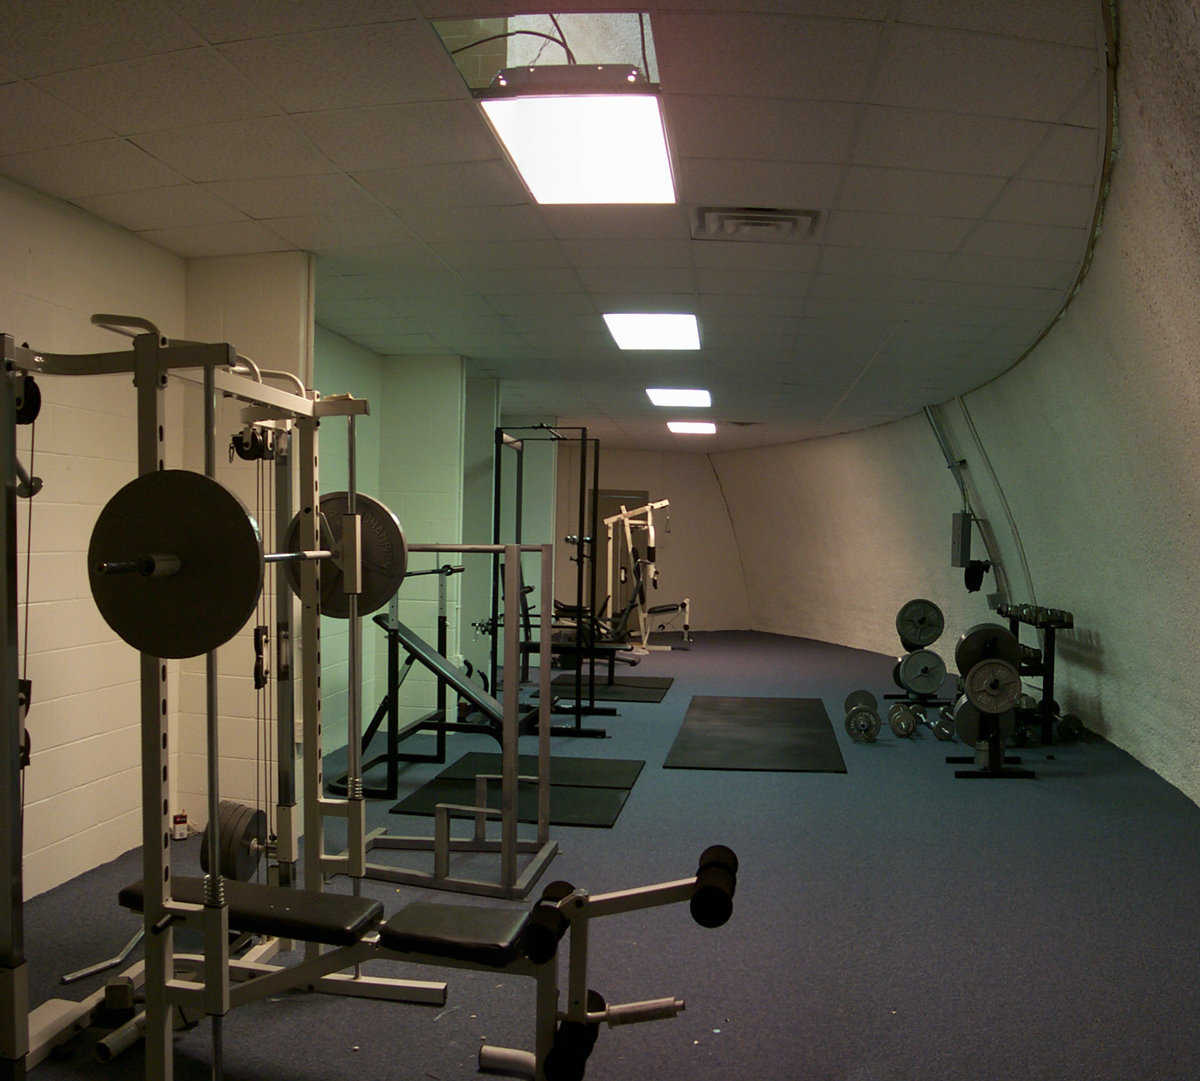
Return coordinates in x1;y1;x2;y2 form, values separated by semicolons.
379;902;530;968
118;876;384;947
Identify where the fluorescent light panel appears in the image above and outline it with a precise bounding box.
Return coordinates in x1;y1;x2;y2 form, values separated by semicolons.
667;421;716;434
481;94;675;204
646;387;711;407
604;313;699;350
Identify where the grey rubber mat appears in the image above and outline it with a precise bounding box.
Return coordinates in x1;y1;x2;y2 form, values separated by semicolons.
663;696;847;773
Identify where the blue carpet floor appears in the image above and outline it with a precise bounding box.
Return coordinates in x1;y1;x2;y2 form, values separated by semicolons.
21;630;1200;1081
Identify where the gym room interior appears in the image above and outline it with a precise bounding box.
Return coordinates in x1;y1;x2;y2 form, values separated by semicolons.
2;2;1198;1080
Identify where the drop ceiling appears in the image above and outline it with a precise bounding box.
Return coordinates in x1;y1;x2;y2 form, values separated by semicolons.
0;1;1110;450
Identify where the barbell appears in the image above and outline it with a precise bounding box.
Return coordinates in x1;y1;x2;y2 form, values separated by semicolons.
88;470;408;658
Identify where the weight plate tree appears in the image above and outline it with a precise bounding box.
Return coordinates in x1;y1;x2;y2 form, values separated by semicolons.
896;649;947;695
954;622;1020;674
895;598;944;650
88;470;263;658
283;491;407;617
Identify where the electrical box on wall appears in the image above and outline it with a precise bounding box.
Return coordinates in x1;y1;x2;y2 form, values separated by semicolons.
951;512;972;567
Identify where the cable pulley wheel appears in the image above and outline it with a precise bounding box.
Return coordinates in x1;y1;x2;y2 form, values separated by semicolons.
88;470;263;659
895;598;944;650
896;649;947;696
282;491;407;617
963;657;1022;714
954;622;1020;675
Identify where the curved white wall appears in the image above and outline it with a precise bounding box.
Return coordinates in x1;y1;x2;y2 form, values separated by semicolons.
713;1;1200;803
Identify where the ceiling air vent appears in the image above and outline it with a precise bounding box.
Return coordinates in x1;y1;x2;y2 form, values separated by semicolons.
691;206;820;243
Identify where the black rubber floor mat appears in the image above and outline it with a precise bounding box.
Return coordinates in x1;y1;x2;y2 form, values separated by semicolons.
663;696;847;773
437;751;644;789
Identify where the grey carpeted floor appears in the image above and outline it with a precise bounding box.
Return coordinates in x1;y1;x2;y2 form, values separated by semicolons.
20;630;1200;1081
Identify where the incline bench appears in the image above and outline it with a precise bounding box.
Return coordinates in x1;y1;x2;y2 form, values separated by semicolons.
118;846;739;1080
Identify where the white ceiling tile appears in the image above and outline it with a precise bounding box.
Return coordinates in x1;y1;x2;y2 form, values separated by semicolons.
695;268;810;296
664;95;859;163
562;239;692;268
0;82;111;153
219;21;465;113
590;293;698;314
0;139;184;199
75;185;248;231
261;213;416;249
961;220;1088;260
462;266;586;293
316;245;450;276
939;252;1078;290
989;179;1096;228
654;13;882;99
201;174;382;218
398;203;548;243
352;160;525;210
853;106;1050;176
541;205;691;240
897;0;1099;48
34;48;279;134
807;274;928;301
922;280;1063;311
430;239;569;269
487;294;596;317
0;1;204;78
132;117;334;181
679;159;841;208
817;246;948;277
873;24;1099;123
360;331;439;354
837;166;1005;217
175;1;419;44
1021;125;1100;184
823;211;974;251
577;266;695;294
296;101;497;170
697;293;813;317
691;241;820;272
137;220;293;257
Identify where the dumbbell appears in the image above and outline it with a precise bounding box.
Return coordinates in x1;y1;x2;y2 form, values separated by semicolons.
887;703;922;738
843;690;882;743
930;706;956;741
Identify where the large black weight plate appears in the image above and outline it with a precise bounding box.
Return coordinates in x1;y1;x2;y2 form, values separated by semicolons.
200;800;266;882
283;491;407;617
89;471;262;659
895;598;944;649
897;649;946;696
963;657;1021;714
844;689;876;714
954;622;1020;675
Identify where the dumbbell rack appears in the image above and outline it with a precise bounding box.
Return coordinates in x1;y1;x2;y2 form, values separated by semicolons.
997;603;1074;745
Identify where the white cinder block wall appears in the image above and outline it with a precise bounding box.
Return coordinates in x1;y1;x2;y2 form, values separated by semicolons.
0;177;187;897
554;444;751;632
712;3;1200;806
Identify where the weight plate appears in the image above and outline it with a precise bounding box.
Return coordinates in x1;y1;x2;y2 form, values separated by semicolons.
895;598;945;649
954;622;1020;675
1056;713;1083;743
89;471;262;659
283;491;407;618
933;706;956;741
232;807;266;881
846;705;880;743
953;694;983;745
1015;693;1038;713
888;703;917;738
844;689;877;714
896;649;947;696
963;658;1022;714
892;662;905;690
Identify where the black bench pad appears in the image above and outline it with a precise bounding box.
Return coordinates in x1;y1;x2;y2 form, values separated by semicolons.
118;877;383;948
379;903;530;968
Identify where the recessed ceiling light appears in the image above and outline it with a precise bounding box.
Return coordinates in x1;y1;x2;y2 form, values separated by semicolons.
479;66;675;205
646;387;711;407
667;421;717;435
603;313;700;350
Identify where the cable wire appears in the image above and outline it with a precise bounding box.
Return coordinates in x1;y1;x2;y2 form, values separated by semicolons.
452;30;576;64
638;13;650;78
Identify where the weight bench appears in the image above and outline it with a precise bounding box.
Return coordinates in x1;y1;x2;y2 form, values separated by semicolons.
116;846;739;1080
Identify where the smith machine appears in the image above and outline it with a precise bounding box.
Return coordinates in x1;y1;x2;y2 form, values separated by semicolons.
1;318;739;1081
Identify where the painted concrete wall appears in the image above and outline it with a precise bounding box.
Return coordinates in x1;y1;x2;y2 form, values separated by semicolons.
0;176;187;897
555;444;751;632
713;2;1200;806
